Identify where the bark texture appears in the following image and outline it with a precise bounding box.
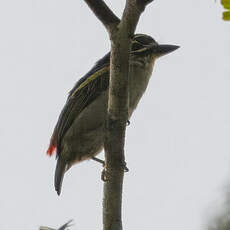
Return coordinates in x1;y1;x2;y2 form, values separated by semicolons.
83;1;154;230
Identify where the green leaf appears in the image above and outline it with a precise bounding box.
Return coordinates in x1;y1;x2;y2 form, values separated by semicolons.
221;0;230;9
223;3;230;9
223;11;230;20
221;0;230;4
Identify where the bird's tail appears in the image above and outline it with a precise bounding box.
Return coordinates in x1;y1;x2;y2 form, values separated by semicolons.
55;157;68;196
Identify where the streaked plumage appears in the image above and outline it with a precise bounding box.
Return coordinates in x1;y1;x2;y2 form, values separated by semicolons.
47;34;179;195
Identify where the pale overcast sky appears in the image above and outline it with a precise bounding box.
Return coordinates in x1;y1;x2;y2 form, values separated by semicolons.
0;0;230;230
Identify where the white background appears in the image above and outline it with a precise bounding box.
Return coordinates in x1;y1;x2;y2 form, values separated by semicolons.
0;0;230;229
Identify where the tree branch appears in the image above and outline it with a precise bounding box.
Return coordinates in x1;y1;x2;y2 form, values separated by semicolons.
136;0;154;11
83;1;154;230
83;0;120;32
103;1;153;230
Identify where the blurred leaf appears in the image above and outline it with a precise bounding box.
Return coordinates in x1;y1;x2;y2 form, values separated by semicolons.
223;11;230;20
223;4;230;10
207;185;230;230
220;0;230;21
222;3;230;9
221;0;230;5
221;0;230;10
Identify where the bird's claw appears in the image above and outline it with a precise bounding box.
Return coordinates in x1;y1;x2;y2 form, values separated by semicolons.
127;120;130;126
92;157;107;181
101;162;128;182
92;157;129;182
101;168;108;182
122;162;129;172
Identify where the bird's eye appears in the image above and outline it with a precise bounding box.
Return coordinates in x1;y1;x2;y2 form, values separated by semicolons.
134;34;156;46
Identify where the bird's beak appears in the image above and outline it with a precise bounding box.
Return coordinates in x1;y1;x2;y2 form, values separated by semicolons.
131;43;179;57
154;44;180;57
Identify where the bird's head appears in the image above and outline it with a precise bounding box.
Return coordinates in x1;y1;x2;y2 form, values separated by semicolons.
131;34;179;59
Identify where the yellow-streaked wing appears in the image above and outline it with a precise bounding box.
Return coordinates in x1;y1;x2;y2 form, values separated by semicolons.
53;65;110;153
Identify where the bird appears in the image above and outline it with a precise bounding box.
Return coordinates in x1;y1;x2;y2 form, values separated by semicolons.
40;219;73;230
47;34;179;195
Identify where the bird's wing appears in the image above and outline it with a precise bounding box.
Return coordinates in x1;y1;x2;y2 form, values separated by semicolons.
47;53;110;156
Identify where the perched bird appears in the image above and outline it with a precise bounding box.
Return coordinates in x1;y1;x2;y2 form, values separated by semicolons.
47;34;179;195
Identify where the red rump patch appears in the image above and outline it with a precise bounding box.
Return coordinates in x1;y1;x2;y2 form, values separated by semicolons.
46;144;57;156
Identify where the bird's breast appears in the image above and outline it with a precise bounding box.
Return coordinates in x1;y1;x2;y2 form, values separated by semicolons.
128;59;154;116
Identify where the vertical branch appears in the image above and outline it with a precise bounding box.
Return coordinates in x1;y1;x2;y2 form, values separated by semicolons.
103;31;130;230
83;1;154;230
103;1;153;229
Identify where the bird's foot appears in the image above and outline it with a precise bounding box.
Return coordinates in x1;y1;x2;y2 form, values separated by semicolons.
127;120;130;126
92;157;107;181
101;161;129;181
92;157;129;181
